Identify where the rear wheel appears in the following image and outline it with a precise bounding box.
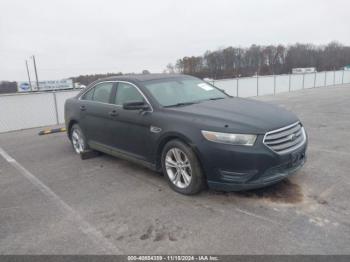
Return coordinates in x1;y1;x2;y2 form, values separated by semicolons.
70;124;88;154
161;140;205;195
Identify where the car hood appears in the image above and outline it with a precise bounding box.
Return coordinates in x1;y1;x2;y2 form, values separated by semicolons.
167;97;299;134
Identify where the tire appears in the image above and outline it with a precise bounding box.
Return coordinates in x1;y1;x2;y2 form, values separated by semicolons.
70;124;89;154
161;139;205;195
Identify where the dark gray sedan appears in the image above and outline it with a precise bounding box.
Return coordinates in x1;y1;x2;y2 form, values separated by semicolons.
65;74;307;195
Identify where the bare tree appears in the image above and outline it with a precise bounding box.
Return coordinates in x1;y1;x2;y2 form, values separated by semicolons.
169;42;350;79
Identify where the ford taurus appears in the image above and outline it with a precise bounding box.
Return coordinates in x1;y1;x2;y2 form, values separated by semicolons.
64;74;307;195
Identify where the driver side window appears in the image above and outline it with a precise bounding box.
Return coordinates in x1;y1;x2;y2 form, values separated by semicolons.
114;82;144;105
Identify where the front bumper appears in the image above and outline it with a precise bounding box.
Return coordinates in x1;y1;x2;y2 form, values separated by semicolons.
198;135;307;192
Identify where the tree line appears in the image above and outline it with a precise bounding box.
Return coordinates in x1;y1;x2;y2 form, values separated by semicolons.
167;42;350;79
2;42;350;93
0;73;125;93
70;70;151;86
0;71;152;93
70;72;123;86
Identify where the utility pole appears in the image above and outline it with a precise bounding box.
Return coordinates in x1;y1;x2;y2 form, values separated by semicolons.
31;55;39;91
25;60;32;91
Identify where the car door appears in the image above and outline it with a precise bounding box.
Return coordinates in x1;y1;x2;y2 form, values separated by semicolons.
110;82;153;161
78;82;116;147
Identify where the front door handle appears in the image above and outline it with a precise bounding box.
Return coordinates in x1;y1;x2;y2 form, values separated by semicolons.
109;110;119;117
80;105;86;111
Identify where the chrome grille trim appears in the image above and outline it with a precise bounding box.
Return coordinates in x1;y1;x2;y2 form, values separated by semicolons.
264;124;301;140
263;122;306;154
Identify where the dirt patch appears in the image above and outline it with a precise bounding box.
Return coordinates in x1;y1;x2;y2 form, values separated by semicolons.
139;220;186;242
140;225;154;240
309;194;329;205
237;179;303;203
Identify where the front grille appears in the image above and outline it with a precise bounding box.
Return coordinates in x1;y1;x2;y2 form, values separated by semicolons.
263;122;306;154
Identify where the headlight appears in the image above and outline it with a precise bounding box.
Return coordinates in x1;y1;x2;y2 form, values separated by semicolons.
201;130;257;146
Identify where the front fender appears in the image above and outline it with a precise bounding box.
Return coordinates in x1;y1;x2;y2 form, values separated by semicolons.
153;131;203;171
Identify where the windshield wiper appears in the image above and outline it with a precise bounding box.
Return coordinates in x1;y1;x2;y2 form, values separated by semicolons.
164;101;199;108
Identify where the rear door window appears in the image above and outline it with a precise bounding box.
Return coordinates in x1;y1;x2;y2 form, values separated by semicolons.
92;83;114;103
114;82;144;105
81;88;95;100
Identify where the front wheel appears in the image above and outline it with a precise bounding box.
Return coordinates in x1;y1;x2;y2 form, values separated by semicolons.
161;140;205;195
70;124;88;154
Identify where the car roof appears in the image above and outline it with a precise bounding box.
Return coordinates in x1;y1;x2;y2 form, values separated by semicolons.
94;73;194;84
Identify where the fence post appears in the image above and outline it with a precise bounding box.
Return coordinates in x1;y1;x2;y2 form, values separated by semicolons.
342;70;345;84
324;71;327;87
302;73;305;89
273;74;276;95
256;75;259;96
236;78;239;97
288;74;291;92
313;72;317;88
53;91;59;125
333;70;336;85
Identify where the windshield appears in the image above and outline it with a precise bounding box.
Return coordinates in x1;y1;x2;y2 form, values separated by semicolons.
144;78;227;107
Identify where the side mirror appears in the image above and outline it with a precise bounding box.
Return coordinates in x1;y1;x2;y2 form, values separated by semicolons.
123;101;150;110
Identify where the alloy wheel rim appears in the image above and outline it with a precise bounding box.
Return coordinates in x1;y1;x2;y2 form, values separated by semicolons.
165;148;192;189
72;129;84;154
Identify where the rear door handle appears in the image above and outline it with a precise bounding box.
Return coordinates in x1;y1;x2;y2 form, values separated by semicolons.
80;105;86;111
109;110;119;117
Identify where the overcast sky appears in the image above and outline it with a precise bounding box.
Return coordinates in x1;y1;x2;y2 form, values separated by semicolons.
1;0;349;81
